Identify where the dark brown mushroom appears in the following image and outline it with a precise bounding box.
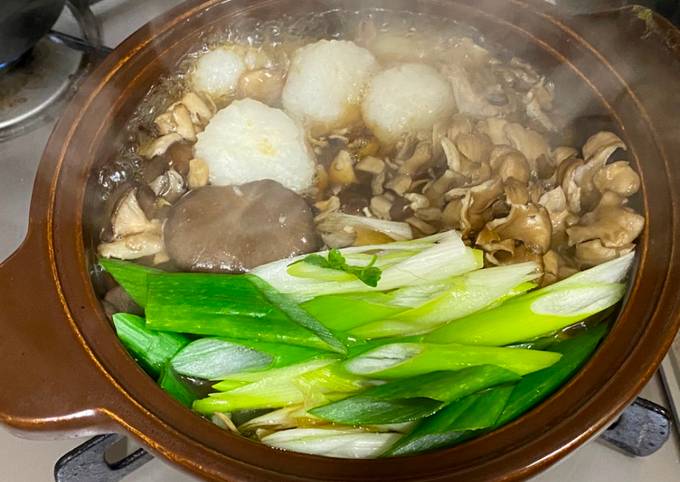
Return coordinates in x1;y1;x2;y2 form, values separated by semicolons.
164;181;320;273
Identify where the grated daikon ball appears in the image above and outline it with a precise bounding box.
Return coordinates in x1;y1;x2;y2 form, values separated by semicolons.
194;98;315;193
362;63;456;144
191;48;246;98
282;40;378;133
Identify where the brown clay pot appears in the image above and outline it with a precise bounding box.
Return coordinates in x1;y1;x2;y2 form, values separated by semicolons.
1;1;680;480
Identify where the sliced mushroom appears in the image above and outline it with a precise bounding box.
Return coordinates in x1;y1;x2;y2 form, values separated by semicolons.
98;230;164;261
356;156;385;175
172;104;197;141
424;170;461;208
574;132;628;211
314;196;341;221
574;239;635;268
164;181;320;272
455;133;492;164
538;187;570;236
442;137;490;185
542;250;577;285
592;161;641;197
399;141;434;176
140;133;183;159
503;123;551;172
442;197;466;231
486;203;552;254
394;134;418;162
385;174;412;196
406;216;437;236
180;91;215;125
404;193;430;211
238;69;286;105
447;116;474;144
370;195;394;220
110;189;160;239
416;207;443;222
552;146;578;166
567;192;645;249
496;151;530;183
476;226;516;265
149;168;186;203
582;131;626;162
187;158;210;190
449;179;504;234
328;150;358;187
559;157;585;214
489;145;518;171
504;178;530;205
154;112;176;136
476;117;509;146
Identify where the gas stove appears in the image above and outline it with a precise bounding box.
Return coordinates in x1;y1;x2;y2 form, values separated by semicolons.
1;1;679;481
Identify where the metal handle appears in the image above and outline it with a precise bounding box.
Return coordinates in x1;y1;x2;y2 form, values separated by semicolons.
54;434;153;482
599;396;672;457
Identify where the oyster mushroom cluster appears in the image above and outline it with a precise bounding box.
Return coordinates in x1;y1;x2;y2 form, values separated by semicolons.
314;117;644;283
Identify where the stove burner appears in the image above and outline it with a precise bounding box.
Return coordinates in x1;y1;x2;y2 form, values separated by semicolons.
0;0;104;141
0;38;84;140
0;50;32;75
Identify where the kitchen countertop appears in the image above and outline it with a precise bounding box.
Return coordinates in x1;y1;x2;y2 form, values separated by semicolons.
0;1;679;480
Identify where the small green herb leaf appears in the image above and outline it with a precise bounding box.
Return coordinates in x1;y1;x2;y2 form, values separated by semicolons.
296;249;383;287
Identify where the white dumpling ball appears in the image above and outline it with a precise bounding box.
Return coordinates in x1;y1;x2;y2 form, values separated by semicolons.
191;48;246;98
362;63;456;144
194;98;315;193
282;40;379;133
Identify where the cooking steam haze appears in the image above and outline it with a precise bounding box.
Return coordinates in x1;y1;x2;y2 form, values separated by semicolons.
54;0;661;272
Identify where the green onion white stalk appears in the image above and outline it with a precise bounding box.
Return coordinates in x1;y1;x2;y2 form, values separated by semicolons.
343;342;561;378
350;262;540;338
424;254;634;346
252;231;483;302
193;359;367;414
260;428;402;459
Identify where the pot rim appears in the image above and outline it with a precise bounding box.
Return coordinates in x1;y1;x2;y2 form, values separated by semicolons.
3;0;680;480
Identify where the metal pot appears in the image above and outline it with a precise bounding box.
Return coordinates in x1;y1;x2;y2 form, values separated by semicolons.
1;1;679;480
0;0;66;66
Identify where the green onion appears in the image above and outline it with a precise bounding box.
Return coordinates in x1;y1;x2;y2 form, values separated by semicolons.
344;342;561;378
384;385;514;456
158;365;198;408
301;292;406;332
310;365;520;425
171;339;273;380
253;231;483;302
248;276;347;354
144;272;346;353
100;259;160;307
350;262;540;338
260;428;402;459
171;338;324;380
112;313;188;377
424;254;632;346
496;323;608;426
194;358;365;413
424;283;624;346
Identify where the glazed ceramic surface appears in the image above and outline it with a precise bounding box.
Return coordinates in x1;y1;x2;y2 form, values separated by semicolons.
1;1;680;480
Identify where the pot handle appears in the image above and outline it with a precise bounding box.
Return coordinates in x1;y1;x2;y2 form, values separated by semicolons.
0;232;114;437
